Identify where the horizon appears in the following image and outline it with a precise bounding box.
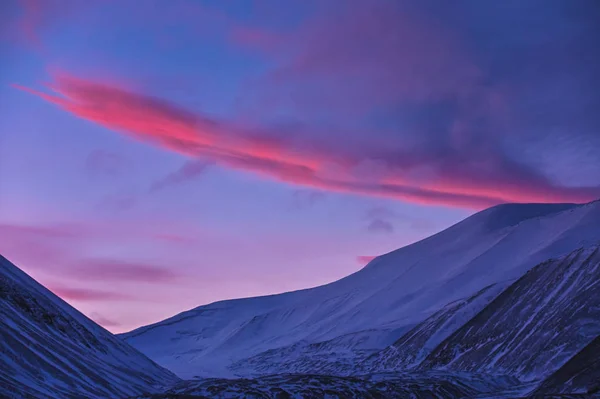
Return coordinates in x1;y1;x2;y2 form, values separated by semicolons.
1;0;600;334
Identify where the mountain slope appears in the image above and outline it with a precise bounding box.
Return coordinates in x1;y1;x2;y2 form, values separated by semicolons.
122;200;600;378
534;334;600;395
0;255;179;399
361;282;505;373
230;283;504;376
421;246;600;380
229;327;398;376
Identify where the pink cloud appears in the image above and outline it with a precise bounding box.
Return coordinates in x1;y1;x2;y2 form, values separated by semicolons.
0;223;80;239
0;221;201;285
72;259;178;283
367;219;394;234
0;223;83;267
153;233;196;245
14;72;600;209
356;255;377;265
49;286;131;301
89;312;121;328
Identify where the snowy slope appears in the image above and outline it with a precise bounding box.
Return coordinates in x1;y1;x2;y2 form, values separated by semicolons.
0;255;179;399
122;200;600;378
421;246;600;381
534;334;600;395
230;283;504;376
361;282;506;373
229;328;400;376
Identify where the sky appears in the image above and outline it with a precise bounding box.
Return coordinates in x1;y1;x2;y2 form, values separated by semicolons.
1;0;599;333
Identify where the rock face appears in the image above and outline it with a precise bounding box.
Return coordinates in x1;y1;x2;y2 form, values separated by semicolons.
0;255;179;399
362;283;505;373
421;246;600;381
229;328;397;377
534;334;600;395
122;201;600;378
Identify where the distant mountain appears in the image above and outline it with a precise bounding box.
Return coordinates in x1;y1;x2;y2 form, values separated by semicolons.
0;255;179;399
420;246;600;380
122;200;600;378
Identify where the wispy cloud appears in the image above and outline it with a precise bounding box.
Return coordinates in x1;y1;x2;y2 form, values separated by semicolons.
85;149;127;179
364;206;434;234
153;233;196;245
356;255;377;265
15;72;600;209
49;286;131;301
72;259;179;283
89;312;121;328
367;219;394;234
0;221;187;286
364;206;394;234
149;160;212;192
290;190;326;210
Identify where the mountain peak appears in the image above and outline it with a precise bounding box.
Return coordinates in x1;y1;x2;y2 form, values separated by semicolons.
477;202;579;231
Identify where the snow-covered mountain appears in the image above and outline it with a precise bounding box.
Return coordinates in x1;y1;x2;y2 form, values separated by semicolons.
122;200;600;379
420;245;600;380
0;255;179;399
229;284;504;376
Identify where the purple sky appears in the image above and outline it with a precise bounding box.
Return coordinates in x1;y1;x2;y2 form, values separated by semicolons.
1;0;599;333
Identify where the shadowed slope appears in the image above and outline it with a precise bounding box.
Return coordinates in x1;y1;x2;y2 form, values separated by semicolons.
0;255;179;399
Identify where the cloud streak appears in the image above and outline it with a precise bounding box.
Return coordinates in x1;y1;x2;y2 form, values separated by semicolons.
50;286;131;301
89;312;121;328
85;149;127;179
14;72;600;209
149;160;212;192
72;259;178;283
